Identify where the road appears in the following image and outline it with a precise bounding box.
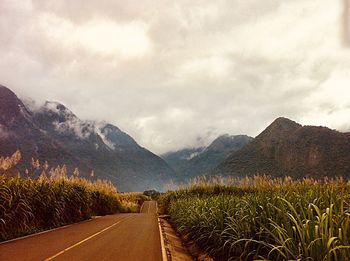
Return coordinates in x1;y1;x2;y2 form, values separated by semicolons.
0;201;162;261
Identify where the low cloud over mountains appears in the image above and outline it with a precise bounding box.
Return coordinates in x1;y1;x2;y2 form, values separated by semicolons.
1;0;350;153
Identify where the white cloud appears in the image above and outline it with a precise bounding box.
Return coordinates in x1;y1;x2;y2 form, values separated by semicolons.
38;13;152;58
94;122;116;150
53;119;93;139
0;0;350;154
180;56;232;79
300;70;350;130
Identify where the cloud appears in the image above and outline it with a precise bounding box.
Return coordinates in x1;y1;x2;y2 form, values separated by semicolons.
0;0;350;154
52;117;94;140
300;69;350;130
37;13;151;58
94;122;116;150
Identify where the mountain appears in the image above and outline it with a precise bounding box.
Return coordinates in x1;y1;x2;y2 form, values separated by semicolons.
213;117;350;179
0;85;176;191
162;134;253;179
161;147;206;175
0;86;81;174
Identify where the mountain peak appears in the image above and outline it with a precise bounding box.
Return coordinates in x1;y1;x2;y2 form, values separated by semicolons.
0;84;15;93
257;117;302;140
0;85;31;123
214;118;350;180
208;134;253;151
99;123;139;150
0;84;20;101
214;134;251;141
216;133;231;139
162;134;252;179
269;117;302;131
42;101;78;120
44;101;70;112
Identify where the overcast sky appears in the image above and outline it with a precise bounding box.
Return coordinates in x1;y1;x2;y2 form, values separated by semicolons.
1;0;350;154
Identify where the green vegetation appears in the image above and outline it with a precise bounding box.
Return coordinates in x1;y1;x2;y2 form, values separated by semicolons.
0;151;148;241
118;192;149;213
143;189;161;200
160;176;350;260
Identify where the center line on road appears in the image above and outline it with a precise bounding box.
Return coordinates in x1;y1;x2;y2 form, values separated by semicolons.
147;202;151;213
44;216;134;261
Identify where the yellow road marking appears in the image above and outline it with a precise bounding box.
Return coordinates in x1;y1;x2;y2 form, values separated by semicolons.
44;216;133;260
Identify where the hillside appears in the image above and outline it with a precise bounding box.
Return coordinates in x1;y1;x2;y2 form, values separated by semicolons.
0;85;82;174
213;117;350;178
0;85;176;191
161;147;206;175
162;134;252;179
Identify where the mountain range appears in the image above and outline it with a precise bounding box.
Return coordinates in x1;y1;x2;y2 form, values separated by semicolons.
162;134;253;179
213;117;350;179
2;84;350;189
0;85;175;191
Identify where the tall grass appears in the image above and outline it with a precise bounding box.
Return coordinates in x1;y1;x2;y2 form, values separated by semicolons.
118;192;149;213
160;176;350;260
0;151;147;241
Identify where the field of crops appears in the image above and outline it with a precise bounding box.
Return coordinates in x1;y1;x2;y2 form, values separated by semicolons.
0;151;148;241
160;176;350;261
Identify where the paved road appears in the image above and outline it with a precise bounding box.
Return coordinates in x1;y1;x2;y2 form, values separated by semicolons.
0;201;162;261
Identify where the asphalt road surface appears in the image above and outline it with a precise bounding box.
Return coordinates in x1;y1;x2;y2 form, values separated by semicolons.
0;201;162;261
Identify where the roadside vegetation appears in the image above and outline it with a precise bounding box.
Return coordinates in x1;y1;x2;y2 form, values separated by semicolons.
0;151;148;241
160;176;350;261
119;192;149;213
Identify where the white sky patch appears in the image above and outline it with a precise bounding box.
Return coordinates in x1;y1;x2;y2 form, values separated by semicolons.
38;13;151;58
167;108;193;122
300;70;350;130
180;56;232;78
134;116;157;130
133;115;174;151
228;1;340;60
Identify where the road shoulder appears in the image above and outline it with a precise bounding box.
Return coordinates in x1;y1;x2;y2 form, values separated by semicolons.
158;215;194;261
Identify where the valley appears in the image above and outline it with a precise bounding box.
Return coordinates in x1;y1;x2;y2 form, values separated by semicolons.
1;85;350;260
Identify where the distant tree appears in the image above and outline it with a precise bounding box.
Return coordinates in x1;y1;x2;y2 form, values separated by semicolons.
143;190;160;199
